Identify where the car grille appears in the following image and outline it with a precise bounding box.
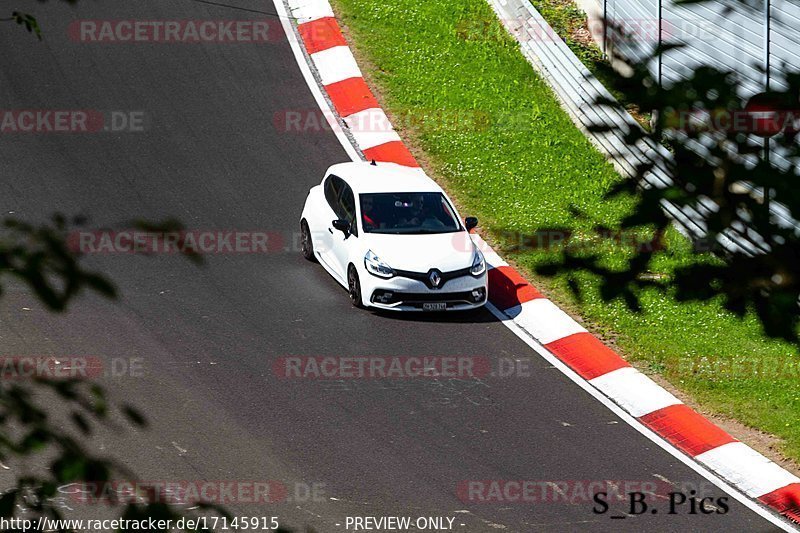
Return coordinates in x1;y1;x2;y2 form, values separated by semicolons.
393;267;473;289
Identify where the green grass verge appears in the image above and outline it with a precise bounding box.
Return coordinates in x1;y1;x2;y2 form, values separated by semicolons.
329;0;800;462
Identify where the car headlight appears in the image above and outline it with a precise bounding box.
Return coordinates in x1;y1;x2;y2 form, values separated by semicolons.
470;248;486;276
364;250;394;278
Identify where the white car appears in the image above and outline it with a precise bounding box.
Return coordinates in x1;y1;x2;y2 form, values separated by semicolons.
300;162;488;311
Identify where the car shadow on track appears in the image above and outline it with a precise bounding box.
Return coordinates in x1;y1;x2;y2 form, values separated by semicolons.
371;306;499;324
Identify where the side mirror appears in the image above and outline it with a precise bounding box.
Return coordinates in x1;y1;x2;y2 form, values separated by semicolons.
332;219;351;235
465;217;478;231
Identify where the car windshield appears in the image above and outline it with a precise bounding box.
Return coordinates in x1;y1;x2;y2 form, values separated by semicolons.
360;192;462;234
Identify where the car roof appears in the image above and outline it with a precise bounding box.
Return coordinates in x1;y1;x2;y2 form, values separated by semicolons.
325;162;444;194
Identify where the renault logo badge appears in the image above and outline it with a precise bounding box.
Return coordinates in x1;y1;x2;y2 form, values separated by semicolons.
429;269;442;289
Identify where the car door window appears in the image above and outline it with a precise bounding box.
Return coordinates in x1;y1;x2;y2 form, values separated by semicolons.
338;183;357;236
323;175;344;215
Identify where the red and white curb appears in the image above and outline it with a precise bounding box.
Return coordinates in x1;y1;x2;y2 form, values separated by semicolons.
275;0;800;526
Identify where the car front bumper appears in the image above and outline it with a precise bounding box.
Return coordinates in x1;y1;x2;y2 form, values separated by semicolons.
360;270;488;311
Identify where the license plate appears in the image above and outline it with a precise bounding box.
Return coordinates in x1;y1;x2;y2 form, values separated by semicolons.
423;302;447;311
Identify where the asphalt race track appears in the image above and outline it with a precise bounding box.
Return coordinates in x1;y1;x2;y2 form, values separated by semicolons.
0;0;787;531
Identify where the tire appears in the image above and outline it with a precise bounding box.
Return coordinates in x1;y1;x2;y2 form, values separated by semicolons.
347;265;363;308
300;220;315;262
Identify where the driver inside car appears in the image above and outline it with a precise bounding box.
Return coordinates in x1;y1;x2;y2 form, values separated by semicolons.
361;195;380;229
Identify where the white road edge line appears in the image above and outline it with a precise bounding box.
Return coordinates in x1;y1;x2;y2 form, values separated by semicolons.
271;0;798;529
485;302;797;532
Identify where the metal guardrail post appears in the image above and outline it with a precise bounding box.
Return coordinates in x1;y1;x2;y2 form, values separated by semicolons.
764;0;771;91
602;0;608;58
764;0;771;210
657;0;663;87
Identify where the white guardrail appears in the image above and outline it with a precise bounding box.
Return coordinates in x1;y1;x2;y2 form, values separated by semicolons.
489;0;799;256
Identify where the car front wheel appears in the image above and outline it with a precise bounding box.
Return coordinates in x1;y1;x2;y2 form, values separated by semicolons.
300;220;315;262
347;265;363;308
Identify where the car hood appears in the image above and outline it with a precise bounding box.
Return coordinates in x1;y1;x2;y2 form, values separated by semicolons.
363;231;476;273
